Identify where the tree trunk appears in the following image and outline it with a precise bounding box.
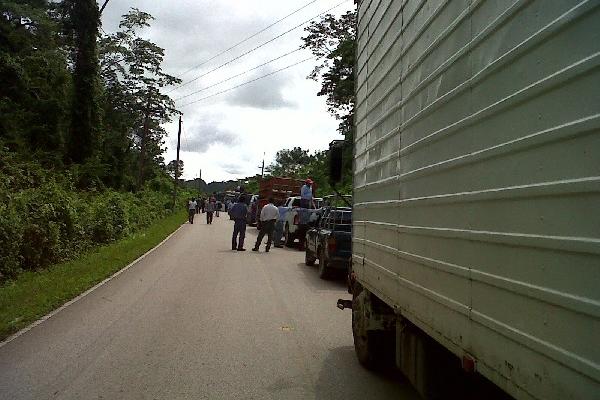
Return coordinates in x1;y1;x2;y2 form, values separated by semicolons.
67;0;101;164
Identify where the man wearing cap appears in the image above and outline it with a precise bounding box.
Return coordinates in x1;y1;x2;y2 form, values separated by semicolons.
300;178;313;209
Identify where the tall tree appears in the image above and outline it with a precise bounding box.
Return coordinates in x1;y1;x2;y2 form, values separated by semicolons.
166;160;184;180
64;0;102;164
0;1;71;163
98;9;181;188
266;147;312;177
301;10;356;140
301;10;356;188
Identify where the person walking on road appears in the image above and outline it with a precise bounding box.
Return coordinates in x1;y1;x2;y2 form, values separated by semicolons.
205;196;215;224
300;179;314;209
229;195;248;251
273;200;288;248
188;198;197;224
252;198;279;252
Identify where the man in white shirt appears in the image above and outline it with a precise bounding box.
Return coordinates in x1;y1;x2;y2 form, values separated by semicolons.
252;198;279;252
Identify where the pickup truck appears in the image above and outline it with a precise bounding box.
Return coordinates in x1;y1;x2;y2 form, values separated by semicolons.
305;207;352;279
282;196;323;248
254;177;304;229
246;194;259;226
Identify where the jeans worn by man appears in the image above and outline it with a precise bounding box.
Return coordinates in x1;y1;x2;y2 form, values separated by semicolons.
253;219;276;252
232;219;246;251
273;220;284;247
253;199;279;252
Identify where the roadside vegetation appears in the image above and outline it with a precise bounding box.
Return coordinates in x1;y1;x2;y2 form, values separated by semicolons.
0;147;185;280
1;1;188;319
0;207;186;340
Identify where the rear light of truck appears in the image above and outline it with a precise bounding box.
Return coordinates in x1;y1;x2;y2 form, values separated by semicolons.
294;215;299;225
328;237;337;254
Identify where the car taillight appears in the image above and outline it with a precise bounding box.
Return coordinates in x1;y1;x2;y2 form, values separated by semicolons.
293;215;299;225
328;237;336;254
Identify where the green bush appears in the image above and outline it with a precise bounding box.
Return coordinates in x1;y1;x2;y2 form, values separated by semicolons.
89;191;129;243
0;204;22;278
17;181;81;269
0;167;186;281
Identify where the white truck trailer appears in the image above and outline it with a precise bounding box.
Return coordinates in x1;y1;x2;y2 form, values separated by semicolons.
345;1;600;399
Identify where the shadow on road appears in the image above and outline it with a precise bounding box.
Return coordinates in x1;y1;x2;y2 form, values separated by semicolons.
294;262;348;291
314;346;419;400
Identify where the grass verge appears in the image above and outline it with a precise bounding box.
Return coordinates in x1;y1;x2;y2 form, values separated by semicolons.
0;209;186;341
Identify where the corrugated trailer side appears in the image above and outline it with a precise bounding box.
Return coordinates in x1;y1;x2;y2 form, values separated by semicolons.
352;1;600;399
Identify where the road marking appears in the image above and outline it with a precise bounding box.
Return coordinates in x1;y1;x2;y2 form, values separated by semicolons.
0;224;186;349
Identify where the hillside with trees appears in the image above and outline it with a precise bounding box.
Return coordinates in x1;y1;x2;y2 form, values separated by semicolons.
0;2;183;280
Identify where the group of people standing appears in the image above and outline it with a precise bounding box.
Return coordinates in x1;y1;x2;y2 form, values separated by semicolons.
187;193;222;224
229;195;286;252
188;177;316;251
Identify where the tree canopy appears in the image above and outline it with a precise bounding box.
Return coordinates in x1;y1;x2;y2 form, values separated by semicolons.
300;9;356;190
301;10;356;140
0;3;180;190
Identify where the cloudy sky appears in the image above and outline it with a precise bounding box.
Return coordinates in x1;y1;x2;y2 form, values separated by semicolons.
100;0;355;183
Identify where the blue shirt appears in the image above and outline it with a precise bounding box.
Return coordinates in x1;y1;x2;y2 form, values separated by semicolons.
300;184;313;200
277;206;288;221
228;202;248;220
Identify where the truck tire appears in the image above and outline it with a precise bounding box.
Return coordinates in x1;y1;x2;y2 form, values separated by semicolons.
318;248;330;279
305;249;316;266
352;288;395;370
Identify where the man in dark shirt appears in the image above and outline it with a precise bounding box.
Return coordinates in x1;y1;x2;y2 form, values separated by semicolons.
228;195;248;251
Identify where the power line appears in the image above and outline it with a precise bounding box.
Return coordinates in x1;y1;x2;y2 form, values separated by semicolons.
167;0;349;94
175;0;321;80
174;48;303;102
178;56;314;108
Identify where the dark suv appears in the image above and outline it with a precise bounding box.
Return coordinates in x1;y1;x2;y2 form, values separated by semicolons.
305;207;352;279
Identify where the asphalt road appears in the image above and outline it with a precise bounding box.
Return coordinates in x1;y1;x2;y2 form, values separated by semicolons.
0;214;420;400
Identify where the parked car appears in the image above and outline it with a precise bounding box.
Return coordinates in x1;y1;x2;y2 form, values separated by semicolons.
305;207;352;278
282;196;323;248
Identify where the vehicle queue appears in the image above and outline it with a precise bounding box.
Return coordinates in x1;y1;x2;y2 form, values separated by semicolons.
188;177;353;280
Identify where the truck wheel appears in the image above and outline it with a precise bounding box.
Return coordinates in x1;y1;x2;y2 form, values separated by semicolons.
318;248;330;279
352;288;394;370
305;249;316;266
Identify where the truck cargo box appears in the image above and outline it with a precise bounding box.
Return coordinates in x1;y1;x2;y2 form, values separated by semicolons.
353;1;600;399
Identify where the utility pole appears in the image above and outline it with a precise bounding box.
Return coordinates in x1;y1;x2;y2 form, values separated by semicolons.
198;169;202;195
173;115;182;209
258;152;265;179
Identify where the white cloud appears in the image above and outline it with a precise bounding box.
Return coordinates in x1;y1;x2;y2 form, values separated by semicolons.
178;115;237;154
100;0;355;182
225;67;295;110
